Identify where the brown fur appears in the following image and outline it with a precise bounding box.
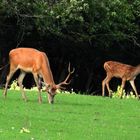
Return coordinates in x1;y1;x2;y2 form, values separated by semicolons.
102;61;140;99
3;48;73;104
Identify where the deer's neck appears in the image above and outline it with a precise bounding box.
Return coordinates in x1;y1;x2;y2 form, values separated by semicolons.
41;60;55;86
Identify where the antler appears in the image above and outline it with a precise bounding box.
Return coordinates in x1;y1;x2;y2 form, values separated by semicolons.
57;62;75;89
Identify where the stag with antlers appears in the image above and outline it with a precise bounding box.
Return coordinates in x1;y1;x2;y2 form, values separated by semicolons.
3;48;75;104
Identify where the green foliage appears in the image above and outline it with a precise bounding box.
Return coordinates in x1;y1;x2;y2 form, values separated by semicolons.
9;80;20;90
132;0;140;18
112;86;126;98
0;0;139;43
112;85;137;99
88;0;140;47
9;80;137;100
33;0;89;38
9;80;77;94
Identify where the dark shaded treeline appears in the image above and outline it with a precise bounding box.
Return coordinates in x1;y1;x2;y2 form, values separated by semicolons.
1;31;140;95
0;0;140;95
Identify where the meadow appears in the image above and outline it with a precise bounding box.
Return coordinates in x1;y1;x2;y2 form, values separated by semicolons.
0;89;140;140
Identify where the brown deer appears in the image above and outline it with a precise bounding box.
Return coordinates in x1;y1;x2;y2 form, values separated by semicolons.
3;48;75;104
102;61;140;99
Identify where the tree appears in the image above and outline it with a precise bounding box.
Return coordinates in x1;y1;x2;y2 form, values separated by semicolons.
0;0;140;93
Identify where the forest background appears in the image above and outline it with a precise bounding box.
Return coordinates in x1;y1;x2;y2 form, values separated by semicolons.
0;0;140;95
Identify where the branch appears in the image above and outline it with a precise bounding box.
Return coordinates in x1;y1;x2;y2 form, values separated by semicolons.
131;36;140;48
18;14;46;18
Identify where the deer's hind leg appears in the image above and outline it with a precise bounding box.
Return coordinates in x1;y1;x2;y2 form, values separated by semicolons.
129;80;139;99
17;70;27;101
3;66;17;98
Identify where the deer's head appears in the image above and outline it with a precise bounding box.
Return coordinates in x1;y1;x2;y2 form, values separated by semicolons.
43;63;75;104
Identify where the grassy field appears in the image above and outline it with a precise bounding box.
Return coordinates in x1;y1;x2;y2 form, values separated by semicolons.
0;89;140;140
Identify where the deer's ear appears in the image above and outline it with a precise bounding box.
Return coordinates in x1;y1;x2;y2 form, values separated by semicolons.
46;85;57;94
51;87;57;94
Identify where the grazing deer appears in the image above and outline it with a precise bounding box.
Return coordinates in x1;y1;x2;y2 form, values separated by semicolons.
102;61;140;99
3;48;75;104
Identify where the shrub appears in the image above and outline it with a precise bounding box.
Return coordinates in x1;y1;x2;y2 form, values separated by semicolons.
9;80;20;90
112;85;137;99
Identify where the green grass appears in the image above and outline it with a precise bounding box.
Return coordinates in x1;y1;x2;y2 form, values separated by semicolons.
0;89;140;140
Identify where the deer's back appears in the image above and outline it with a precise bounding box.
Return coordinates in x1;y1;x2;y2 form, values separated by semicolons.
9;48;43;70
104;61;135;79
